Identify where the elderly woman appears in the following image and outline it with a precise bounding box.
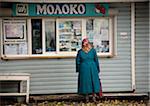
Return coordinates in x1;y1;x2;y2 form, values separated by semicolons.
76;38;101;102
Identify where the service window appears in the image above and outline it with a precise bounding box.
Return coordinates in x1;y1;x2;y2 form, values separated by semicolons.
2;20;28;56
44;19;56;52
86;18;113;56
57;19;82;55
31;19;42;54
1;17;113;59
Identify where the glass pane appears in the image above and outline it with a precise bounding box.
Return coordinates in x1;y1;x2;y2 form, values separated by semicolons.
58;20;82;52
45;20;56;52
4;24;24;39
86;18;109;53
31;19;42;54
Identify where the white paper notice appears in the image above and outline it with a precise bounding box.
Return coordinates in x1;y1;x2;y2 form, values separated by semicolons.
101;29;109;40
18;43;28;54
4;44;18;55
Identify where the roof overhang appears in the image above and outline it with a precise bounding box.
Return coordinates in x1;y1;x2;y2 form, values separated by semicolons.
0;0;149;3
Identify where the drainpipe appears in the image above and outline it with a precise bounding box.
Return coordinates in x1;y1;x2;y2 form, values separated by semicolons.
131;3;136;92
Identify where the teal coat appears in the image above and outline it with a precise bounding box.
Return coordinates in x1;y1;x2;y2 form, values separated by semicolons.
76;48;100;94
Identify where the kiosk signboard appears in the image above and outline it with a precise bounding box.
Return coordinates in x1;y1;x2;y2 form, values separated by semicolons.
13;3;109;17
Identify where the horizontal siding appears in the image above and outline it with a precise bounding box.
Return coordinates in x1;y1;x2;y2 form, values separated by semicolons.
149;2;150;93
135;2;149;93
0;59;78;94
0;3;133;94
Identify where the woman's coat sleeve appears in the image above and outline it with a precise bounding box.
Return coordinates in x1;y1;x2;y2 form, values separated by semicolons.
94;49;100;73
76;50;81;72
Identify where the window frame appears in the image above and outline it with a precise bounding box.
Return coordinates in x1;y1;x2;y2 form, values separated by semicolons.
89;17;113;57
56;18;83;56
2;19;29;58
1;17;114;59
3;20;27;42
43;19;56;54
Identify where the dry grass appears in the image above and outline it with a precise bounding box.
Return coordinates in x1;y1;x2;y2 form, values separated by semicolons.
2;94;149;106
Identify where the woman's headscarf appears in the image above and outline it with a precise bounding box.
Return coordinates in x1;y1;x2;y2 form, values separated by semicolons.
82;38;89;47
